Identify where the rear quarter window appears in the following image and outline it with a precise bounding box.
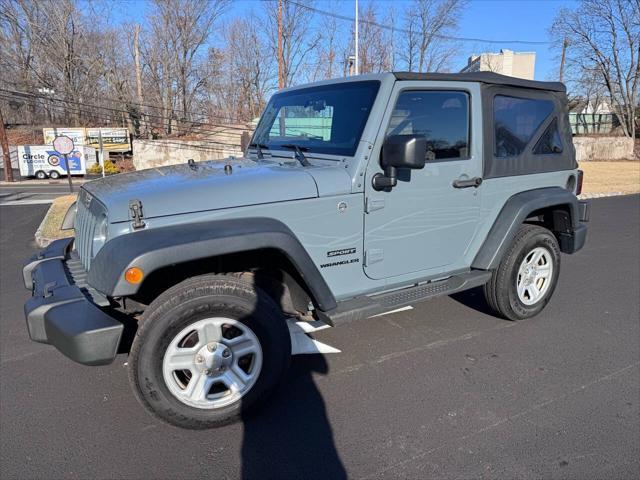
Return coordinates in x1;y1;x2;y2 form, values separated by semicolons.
494;95;554;157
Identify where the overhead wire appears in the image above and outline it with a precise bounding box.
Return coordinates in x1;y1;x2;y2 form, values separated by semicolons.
0;92;247;152
0;89;253;147
288;0;551;46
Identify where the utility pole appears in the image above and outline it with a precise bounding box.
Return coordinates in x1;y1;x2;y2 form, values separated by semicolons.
133;24;148;138
278;0;284;89
98;129;105;178
559;37;569;83
0;108;14;182
354;0;359;75
277;0;286;136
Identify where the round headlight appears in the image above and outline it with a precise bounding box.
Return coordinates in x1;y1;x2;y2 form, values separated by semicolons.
92;214;109;254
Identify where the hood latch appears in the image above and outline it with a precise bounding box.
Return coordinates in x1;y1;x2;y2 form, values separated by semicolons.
129;199;146;230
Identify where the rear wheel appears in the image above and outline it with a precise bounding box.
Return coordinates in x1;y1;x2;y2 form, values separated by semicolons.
484;224;560;321
129;273;291;429
48;170;61;179
34;170;47;180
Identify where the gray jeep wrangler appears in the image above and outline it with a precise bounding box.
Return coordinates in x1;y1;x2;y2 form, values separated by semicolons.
23;72;589;429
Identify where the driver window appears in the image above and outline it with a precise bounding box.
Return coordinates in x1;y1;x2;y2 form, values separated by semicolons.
386;90;470;161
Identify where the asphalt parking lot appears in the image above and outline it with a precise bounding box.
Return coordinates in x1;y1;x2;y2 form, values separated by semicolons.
0;182;76;205
1;195;638;480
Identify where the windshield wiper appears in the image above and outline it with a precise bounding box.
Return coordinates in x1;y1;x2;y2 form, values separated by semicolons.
249;142;269;159
281;143;311;167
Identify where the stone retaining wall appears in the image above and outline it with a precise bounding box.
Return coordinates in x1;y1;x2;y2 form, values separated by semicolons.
573;136;635;162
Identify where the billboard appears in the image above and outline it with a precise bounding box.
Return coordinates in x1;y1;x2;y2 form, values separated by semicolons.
42;128;86;146
86;128;130;152
42;127;131;152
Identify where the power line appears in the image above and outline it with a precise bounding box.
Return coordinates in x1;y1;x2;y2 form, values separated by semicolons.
0;89;253;142
0;88;251;133
0;78;250;124
288;0;551;46
0;92;247;151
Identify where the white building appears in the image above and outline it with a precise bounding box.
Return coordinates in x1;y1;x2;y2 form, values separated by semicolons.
461;49;536;80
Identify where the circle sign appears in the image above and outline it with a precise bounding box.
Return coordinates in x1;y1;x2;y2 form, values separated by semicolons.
47;155;61;166
52;135;74;155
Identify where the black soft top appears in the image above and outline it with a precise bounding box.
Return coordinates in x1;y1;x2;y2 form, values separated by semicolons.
393;71;566;93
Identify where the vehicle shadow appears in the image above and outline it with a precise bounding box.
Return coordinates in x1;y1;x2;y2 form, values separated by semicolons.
240;270;346;480
449;286;495;316
240;355;346;479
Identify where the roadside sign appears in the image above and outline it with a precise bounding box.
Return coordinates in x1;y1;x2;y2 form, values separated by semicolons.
53;135;74;155
43;128;85;146
52;136;75;192
86;128;130;152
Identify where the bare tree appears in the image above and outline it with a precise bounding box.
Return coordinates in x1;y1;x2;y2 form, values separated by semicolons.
266;0;321;88
356;2;392;74
399;0;466;72
220;16;273;121
312;5;344;81
551;0;639;138
142;0;228;133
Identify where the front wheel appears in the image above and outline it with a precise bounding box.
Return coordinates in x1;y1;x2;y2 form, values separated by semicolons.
34;170;47;180
48;170;61;179
484;224;561;321
128;274;291;429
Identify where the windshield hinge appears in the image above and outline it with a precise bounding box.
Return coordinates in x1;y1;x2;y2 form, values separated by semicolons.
129;199;146;230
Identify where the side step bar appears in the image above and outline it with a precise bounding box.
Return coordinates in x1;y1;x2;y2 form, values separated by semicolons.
317;270;492;326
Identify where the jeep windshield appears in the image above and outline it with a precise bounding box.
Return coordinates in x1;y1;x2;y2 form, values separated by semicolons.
251;80;380;157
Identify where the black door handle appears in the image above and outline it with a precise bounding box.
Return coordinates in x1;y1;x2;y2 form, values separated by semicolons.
452;177;483;188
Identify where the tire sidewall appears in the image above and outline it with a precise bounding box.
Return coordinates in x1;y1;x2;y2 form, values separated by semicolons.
49;171;60;179
130;282;290;429
506;231;560;318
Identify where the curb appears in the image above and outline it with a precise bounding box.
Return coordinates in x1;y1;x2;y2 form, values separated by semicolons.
34;203;54;248
579;191;629;199
34;201;74;248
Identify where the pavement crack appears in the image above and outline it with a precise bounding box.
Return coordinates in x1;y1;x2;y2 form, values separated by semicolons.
358;362;640;479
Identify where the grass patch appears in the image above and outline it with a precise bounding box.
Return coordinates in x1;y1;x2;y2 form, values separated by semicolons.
39;194;77;241
580;161;640;195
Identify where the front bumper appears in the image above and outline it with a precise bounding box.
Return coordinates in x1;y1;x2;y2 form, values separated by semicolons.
23;238;123;366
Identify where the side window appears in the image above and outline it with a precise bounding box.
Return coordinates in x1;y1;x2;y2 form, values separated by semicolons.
533;118;563;154
386;90;470;160
494;95;554;157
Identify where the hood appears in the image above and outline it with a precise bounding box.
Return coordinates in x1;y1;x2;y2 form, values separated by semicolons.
83;158;352;223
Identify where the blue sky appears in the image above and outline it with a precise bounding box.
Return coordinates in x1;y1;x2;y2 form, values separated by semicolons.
106;0;578;81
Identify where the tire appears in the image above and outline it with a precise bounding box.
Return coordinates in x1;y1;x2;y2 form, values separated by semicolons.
128;273;291;429
34;170;47;180
483;224;561;321
48;170;61;179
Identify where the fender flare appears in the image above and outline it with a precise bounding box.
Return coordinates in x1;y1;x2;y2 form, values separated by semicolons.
472;187;579;270
88;217;337;311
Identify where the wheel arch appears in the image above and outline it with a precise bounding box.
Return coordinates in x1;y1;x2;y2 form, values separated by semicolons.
88;217;337;312
472;187;579;270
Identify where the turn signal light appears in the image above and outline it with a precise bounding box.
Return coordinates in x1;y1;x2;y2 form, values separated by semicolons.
125;267;144;284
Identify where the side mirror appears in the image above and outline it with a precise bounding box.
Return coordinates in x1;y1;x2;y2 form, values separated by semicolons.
372;134;427;191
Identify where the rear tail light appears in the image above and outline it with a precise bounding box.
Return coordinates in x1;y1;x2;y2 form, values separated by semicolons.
576;169;584;195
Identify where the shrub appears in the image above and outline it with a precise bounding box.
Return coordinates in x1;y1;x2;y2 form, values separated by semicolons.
87;163;102;175
87;161;120;175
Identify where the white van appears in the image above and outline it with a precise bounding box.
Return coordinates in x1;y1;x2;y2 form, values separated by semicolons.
18;145;95;179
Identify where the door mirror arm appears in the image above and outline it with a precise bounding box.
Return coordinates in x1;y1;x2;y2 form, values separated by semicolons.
372;166;397;191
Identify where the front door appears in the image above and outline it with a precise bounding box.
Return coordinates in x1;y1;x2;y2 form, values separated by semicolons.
363;82;483;280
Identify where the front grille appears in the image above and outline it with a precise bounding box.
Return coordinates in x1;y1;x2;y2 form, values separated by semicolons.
74;189;104;271
65;252;109;306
